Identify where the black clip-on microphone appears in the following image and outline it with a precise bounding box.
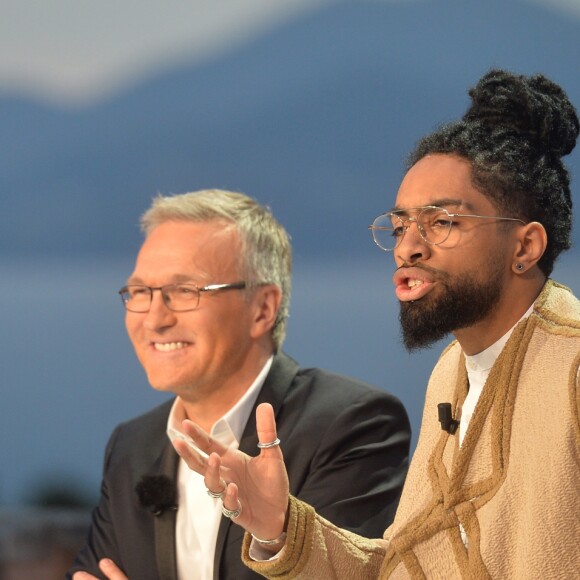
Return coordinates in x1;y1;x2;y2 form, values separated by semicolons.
135;475;178;516
437;403;459;435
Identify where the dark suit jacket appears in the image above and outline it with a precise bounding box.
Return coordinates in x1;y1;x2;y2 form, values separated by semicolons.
67;352;410;579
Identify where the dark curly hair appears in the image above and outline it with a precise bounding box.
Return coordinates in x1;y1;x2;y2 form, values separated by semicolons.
407;69;579;277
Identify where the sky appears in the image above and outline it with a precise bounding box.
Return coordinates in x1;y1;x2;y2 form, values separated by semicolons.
0;0;330;104
1;0;579;106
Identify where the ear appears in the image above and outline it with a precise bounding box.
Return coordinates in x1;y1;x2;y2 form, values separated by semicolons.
250;285;283;339
511;221;548;274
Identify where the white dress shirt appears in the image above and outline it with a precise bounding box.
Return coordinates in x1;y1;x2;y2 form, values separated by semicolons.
166;356;273;580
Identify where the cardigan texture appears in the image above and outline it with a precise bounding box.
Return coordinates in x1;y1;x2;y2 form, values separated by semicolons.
244;280;580;579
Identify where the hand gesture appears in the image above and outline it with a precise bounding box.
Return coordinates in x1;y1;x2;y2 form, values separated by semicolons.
172;402;289;544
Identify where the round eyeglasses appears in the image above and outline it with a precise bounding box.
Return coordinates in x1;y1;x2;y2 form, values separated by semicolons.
118;281;247;313
368;206;526;251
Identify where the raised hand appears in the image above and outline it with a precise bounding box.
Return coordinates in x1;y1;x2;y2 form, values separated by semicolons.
172;402;290;545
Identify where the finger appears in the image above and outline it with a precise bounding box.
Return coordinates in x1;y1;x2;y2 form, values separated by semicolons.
73;573;99;580
182;419;229;456
98;558;128;580
223;482;242;519
172;437;209;475
206;452;226;495
256;403;281;455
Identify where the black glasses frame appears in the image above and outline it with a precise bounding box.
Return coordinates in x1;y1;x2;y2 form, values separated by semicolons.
118;281;247;312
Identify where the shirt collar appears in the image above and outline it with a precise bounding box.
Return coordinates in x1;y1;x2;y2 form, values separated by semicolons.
166;355;274;448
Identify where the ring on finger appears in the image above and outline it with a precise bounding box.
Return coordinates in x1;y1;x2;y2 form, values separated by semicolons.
206;478;227;499
257;438;281;449
222;499;242;519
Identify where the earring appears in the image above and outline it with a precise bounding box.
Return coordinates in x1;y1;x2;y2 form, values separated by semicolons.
515;263;524;272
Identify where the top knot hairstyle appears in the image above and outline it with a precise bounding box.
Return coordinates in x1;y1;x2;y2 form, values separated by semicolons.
408;69;579;276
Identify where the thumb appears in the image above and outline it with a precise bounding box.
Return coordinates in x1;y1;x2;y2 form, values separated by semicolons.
256;403;281;454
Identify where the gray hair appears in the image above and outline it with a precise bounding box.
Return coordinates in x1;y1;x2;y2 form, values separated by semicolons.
140;189;292;349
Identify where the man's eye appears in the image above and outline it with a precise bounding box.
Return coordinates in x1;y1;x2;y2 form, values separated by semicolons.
392;226;405;237
130;287;149;297
174;285;197;296
432;219;453;228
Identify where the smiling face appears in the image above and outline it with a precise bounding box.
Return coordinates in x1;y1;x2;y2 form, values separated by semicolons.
125;219;270;404
392;154;516;351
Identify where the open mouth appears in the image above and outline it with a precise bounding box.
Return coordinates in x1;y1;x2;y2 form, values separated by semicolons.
393;268;434;301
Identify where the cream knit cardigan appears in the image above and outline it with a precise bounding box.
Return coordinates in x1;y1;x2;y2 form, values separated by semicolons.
244;280;580;579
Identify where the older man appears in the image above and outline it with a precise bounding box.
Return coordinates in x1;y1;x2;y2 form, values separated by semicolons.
68;189;410;580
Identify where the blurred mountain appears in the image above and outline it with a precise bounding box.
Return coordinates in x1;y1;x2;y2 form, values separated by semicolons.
1;0;579;259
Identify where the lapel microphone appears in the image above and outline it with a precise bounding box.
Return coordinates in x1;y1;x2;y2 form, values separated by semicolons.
135;475;178;516
437;403;459;435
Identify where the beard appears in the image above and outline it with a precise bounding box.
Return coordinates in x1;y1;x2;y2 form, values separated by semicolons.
399;259;505;352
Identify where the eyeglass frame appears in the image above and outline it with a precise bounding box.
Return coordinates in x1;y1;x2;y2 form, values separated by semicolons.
368;205;526;252
118;281;247;313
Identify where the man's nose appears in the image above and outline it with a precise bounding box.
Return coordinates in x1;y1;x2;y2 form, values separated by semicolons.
394;221;430;265
143;290;177;330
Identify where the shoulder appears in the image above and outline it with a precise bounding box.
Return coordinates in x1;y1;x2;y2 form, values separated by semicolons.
114;398;175;436
271;351;400;406
104;398;174;460
292;364;404;408
527;281;580;370
270;356;409;438
534;279;580;330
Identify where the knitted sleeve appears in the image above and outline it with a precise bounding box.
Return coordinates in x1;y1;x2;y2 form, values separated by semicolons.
242;495;387;579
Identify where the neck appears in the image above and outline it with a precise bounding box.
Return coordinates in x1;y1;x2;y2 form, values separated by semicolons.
179;347;272;433
454;274;546;356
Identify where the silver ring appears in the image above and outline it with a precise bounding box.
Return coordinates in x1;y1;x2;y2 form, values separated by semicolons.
206;479;227;499
222;499;242;519
257;438;281;449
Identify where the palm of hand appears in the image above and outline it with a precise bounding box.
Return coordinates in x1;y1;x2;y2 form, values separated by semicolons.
174;402;290;540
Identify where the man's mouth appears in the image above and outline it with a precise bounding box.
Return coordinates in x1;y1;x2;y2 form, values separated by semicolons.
393;268;435;301
153;341;190;352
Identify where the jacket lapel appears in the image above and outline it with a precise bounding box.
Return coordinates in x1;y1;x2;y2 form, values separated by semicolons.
212;352;299;579
151;441;180;580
